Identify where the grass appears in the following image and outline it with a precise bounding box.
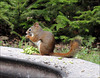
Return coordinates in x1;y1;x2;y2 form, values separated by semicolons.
55;46;100;64
76;50;100;64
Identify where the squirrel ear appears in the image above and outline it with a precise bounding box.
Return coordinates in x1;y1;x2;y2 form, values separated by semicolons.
34;22;39;27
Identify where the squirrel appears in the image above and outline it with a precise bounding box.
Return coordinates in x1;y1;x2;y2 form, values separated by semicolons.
26;22;81;57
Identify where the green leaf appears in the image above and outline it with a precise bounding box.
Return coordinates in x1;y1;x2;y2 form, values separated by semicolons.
85;29;89;32
58;57;63;60
44;15;51;21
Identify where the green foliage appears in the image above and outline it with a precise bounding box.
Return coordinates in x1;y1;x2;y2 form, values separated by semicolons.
18;36;26;48
51;12;70;31
0;1;14;29
76;48;100;64
0;0;35;34
71;6;100;34
0;41;2;46
0;0;99;45
82;35;96;48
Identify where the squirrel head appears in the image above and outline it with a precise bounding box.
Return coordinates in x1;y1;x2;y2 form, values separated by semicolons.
26;22;43;36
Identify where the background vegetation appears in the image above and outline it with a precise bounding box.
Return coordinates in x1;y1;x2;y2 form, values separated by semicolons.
0;0;100;64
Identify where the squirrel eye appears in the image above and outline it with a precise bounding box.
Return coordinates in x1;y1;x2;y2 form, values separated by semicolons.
29;28;31;31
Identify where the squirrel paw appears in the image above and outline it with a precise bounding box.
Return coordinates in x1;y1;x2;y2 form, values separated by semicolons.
25;35;30;38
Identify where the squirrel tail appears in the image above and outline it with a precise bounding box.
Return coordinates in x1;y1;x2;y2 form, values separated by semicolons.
51;36;82;57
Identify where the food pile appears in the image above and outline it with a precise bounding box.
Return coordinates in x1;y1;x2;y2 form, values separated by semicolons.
22;46;39;54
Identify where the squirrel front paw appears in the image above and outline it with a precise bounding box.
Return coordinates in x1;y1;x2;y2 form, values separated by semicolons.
25;35;30;38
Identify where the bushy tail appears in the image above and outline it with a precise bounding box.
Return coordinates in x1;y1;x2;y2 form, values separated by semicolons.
51;36;82;57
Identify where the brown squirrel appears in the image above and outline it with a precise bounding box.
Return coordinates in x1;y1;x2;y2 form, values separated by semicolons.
26;22;81;57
